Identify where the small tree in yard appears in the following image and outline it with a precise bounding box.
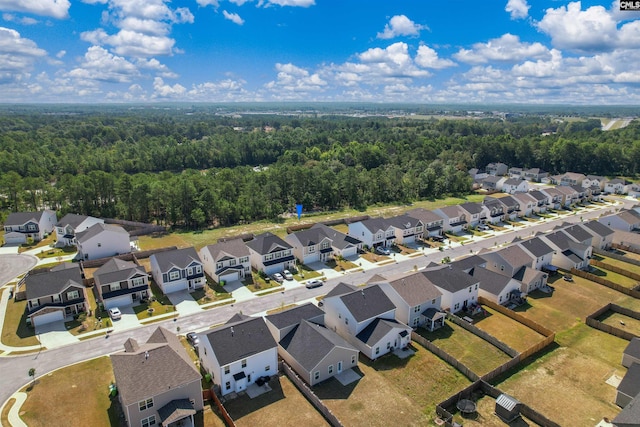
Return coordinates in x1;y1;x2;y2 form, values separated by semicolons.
28;368;36;386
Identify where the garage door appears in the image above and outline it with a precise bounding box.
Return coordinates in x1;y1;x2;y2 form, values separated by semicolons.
4;233;26;245
32;310;64;327
105;294;133;310
162;281;187;294
219;271;239;282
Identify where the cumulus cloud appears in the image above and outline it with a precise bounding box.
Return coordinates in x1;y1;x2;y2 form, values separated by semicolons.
67;46;140;83
264;62;327;98
223;10;244;25
0;26;46;82
415;45;456;69
0;0;70;19
505;0;529;20
2;13;38;25
377;15;427;39
263;0;315;7
196;0;219;7
152;76;186;97
454;33;551;64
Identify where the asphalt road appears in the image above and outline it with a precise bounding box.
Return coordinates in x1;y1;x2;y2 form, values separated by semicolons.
0;254;37;287
0;198;629;406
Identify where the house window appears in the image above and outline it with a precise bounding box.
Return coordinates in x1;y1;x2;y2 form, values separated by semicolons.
414;305;421;313
139;398;154;411
230;259;236;266
240;257;249;263
196;265;202;274
454;303;460;310
265;254;273;261
321;241;330;249
328;365;334;374
224;366;230;375
141;416;156;427
345;318;348;325
308;246;315;253
27;224;37;231
351;355;356;364
169;271;180;281
469;287;472;293
474;284;478;290
67;290;80;300
216;262;223;269
225;381;231;390
265;365;270;372
132;277;145;287
314;371;320;381
53;295;60;303
187;267;194;276
432;299;436;304
500;265;504;271
386;342;391;349
375;347;380;355
110;283;121;291
97;243;101;247
413;318;419;326
241;359;247;368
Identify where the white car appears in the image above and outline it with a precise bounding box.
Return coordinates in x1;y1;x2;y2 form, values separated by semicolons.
283;269;294;280
273;273;284;282
108;307;122;320
305;279;323;289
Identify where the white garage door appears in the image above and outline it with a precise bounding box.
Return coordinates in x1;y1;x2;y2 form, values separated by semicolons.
341;247;358;258
4;233;26;245
105;294;133;310
219;271;239;283
162;281;187;294
32;310;64;327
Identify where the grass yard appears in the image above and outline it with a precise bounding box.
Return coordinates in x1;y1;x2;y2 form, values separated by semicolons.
244;273;282;293
472;307;544;352
293;264;322;281
133;281;176;320
450;394;538;426
20;356;116;427
496;325;626;426
597;310;640;337
17;234;55;253
224;375;328;427
592;253;640;276
190;279;232;305
326;258;359;271
315;347;470;426
589;266;639;289
1;397;14;426
1;295;40;347
359;252;390;264
417;320;512;376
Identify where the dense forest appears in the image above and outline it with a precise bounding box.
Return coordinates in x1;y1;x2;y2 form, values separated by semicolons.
0;106;638;228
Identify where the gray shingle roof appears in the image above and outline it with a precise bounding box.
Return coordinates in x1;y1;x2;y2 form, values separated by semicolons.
25;263;83;300
266;303;324;331
503;178;523;186
436;205;462;219
386;272;442;306
339;285;396;322
518;237;553;258
323;282;358;299
94;258;146;286
613;392;640;426
386;214;422;230
355;318;405;346
357;217;392;233
618;363;640;398
582;220;614;237
406;208;443;224
458;202;484;215
4;211;48;226
76;223;128;243
286;226;331;247
512;266;545;285
491;245;533;270
562;224;593;243
203;316;276;366
55;213;91;229
245;232;292;255
528;190;547;202
110;327;200;406
624;338;640;358
280;320;357;371
422;265;478;293
201;239;250;262
310;223;362;250
451;255;487;272
151;247;202;272
471;267;514;296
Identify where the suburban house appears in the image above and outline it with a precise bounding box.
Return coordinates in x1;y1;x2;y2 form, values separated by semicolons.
374;272;444;330
3;210;57;245
470;266;523;305
265;303;325;342
539;230;592;270
486;162;508;176
623;338;640;368
310;223;362;259
528;190;549;213
508;167;523;179
457;202;485;228
488;195;520;221
386;214;424;245
149;247;205;294
560;172;586;186
599;210;640;232
501;178;529;194
481;175;506;191
110;327;203;427
616;363;640;408
24;263;87;327
612;393;640;427
406;208;444;237
559;223;595;248
285;223;362;265
76;223;131;261
347;217;395;249
322;284;411;360
542;174;563;185
582;175;606;190
54;214;104;247
579;220;614;250
93;258;149;310
450;254;488;273
540;187;565;209
468;168;487;180
480;245;547;293
433;205;467;234
612;230;640;252
555;185;579;207
422;265;479;314
199;239;251;284
482;198;505;224
277;319;359;386
246;232;296;275
517;237;554;271
605;178;631;194
199;314;278;396
629;183;640;198
523;168;548;182
512;192;537;217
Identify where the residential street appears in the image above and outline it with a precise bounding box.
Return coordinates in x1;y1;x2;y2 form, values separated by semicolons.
0;198;631;406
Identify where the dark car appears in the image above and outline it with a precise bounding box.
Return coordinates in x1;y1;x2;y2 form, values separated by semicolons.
431;235;445;242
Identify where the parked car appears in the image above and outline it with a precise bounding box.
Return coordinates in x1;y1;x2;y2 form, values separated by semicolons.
108;307;122;321
283;269;294;280
375;246;391;255
305;279;323;289
563;274;573;282
273;273;284;282
477;224;490;231
186;332;200;347
430;235;445;242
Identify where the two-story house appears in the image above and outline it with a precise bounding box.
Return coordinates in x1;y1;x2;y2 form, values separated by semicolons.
406;208;444;238
423;265;480;313
482;198;505;224
528;190;549;213
517;237;554;272
246;232;296;275
486;162;508;176
480;245;547;293
110;327;203;427
579;220;614;250
76;223;131;261
3;210;57;245
523;168;548;182
512;192;537;217
487;195;520;221
54;214;104;247
457;202;485;228
599;210;640;232
539;230;591;270
540;187;565;209
323;284;411;360
433;205;467;234
605;178;631;194
93;258;150;310
347;217;395;249
582;175;606;190
199;314;278;396
560;172;586;187
199;239;251;284
386;214;424;245
310;223;362;259
149;247;205;294
508;167;523;179
501;178;529;194
471;266;523;306
481;175;506;192
24;263;87;327
285;226;336;264
555;185;579;207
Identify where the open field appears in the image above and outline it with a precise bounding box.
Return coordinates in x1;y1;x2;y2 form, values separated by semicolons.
472;307;544;352
418;321;512;376
496;325;626;426
225;375;328;427
315;347;470;426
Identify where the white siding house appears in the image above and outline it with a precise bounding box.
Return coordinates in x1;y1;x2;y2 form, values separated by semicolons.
76;223;131;261
149;247;205;294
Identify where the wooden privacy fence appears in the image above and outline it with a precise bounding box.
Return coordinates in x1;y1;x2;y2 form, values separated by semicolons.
571;268;640;298
280;362;344;427
447;313;519;358
210;388;236;427
612;242;640;255
594;248;640;267
79;246;178;269
411;331;480;382
590;258;640;281
478;297;554;337
585;303;640;341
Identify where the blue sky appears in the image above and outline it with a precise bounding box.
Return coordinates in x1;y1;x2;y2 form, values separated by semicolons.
1;0;640;104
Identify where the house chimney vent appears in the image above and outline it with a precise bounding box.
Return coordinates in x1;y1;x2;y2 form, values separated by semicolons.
231;327;235;337
144;351;149;360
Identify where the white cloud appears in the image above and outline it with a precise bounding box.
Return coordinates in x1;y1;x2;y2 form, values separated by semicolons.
67;46;140;83
152;76;186;97
0;26;46;82
196;0;219;7
264;62;327;97
229;0;251;5
377;15;427;39
56;50;66;58
263;0;315;7
505;0;529;20
454;33;551;64
81;28;176;57
223;10;244;25
415;45;456;69
0;0;70;19
2;13;38;24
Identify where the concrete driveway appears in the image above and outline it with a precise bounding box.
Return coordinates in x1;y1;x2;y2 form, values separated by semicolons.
109;306;141;332
223;280;254;303
35;321;79;348
0;245;19;255
167;290;202;315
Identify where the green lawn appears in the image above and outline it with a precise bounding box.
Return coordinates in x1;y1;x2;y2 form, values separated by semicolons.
592;254;640;276
1;291;40;348
472;306;545;352
326;258;359;271
589;266;639;288
190;278;232;304
244;272;282;293
34;246;77;259
293;264;322;281
133;281;176;319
